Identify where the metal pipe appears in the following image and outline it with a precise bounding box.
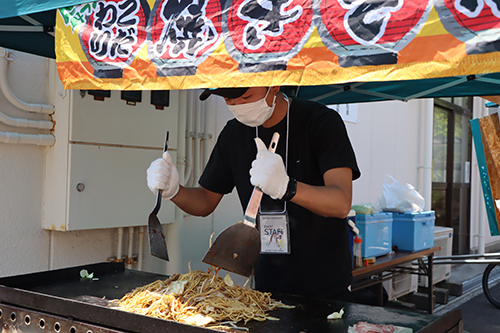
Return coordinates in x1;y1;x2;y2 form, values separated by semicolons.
117;227;124;262
126;227;134;269
138;226;144;271
199;96;209;168
193;96;202;183
49;230;55;270
0;130;54;145
422;98;433;210
0;47;54;114
183;91;194;185
435;253;500;259
477;189;486;255
198;98;205;176
433;259;500;264
203;93;216;238
475;97;488;254
203;91;215;166
470;104;483;254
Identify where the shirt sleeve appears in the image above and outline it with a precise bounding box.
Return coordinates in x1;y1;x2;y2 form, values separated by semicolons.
198;122;236;194
312;106;361;181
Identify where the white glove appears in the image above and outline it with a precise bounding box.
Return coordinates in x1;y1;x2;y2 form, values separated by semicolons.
147;151;180;200
250;138;289;200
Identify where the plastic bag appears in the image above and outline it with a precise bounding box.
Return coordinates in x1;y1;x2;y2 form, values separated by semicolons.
378;175;425;213
351;203;380;215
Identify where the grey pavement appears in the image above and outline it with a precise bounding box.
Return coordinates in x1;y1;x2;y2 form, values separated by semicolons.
434;264;500;333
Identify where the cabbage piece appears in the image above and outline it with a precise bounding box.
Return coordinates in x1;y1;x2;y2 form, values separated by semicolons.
80;269;94;279
224;273;234;287
165;280;187;295
327;307;344;320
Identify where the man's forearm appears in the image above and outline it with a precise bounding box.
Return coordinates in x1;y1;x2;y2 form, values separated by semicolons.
291;182;352;218
171;186;223;217
290;167;353;219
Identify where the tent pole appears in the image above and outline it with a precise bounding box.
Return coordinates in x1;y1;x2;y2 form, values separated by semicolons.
473;97;489;255
423;99;434;211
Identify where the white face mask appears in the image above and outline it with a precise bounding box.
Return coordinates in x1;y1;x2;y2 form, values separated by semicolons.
227;88;276;127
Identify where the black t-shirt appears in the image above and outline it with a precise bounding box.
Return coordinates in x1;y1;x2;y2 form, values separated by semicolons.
199;97;361;299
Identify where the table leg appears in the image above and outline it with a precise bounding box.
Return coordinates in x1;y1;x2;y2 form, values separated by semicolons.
427;254;434;314
378;273;384;307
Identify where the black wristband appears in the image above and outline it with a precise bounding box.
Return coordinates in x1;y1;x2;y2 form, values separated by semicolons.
282;177;297;201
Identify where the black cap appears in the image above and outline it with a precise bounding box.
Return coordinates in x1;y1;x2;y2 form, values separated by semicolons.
199;87;249;101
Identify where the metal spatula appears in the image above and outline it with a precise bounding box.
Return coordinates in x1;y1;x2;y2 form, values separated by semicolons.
202;132;280;276
148;131;169;261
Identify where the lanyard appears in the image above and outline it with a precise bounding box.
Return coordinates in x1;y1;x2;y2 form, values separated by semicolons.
256;94;290;214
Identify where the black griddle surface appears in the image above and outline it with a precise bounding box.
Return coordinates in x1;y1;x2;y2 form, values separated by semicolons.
3;262;165;301
0;262;460;333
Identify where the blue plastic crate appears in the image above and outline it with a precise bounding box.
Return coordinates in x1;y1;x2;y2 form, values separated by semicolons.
355;212;393;258
391;211;435;252
347;212;355;266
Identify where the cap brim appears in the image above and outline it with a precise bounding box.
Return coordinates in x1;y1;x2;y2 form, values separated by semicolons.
199;88;249;101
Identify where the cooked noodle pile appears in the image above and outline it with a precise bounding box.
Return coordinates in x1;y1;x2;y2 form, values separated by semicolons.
116;270;293;327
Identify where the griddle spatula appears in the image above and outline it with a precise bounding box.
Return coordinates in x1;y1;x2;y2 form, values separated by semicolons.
148;131;170;261
202;132;280;276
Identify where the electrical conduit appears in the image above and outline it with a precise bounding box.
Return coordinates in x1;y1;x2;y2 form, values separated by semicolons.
0;131;54;145
0;48;54;114
166;90;188;275
194;96;202;182
184;90;194;186
0;109;53;129
0;47;55;146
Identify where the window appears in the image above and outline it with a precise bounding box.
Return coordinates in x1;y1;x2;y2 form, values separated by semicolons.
432;97;472;254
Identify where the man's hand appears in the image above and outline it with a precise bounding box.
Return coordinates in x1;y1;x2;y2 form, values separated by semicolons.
250;138;289;200
147;151;180;200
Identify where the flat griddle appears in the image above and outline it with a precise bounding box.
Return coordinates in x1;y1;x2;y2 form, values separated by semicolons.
0;262;461;332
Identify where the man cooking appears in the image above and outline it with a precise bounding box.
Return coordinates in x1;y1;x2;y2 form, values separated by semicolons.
146;86;360;301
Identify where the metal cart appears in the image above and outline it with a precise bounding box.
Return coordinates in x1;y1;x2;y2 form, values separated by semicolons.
432;253;500;308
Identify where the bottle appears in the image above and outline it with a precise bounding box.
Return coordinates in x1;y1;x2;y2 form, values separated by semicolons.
353;236;363;268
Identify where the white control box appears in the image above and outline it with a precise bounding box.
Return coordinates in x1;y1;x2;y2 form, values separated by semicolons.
43;89;179;231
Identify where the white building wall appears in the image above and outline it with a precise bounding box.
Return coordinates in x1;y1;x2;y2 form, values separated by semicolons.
0;51;121;277
346;100;424;206
0;142;49;276
0;49;499;280
0;51;50;276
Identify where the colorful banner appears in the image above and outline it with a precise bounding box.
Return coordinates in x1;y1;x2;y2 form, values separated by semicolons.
56;0;500;90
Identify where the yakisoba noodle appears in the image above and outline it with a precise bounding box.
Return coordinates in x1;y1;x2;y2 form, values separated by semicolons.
116;270;294;328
